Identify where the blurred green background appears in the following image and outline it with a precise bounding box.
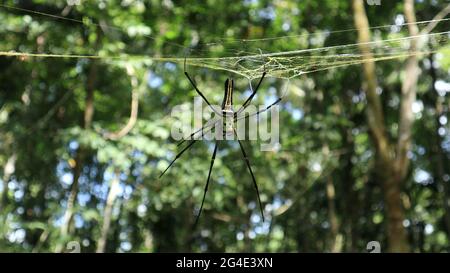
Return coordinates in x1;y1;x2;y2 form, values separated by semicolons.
0;0;449;253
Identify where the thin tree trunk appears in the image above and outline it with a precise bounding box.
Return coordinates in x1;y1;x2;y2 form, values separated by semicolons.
352;0;410;252
384;0;419;252
57;30;101;252
322;145;342;252
428;53;450;238
397;0;419;180
326;175;341;252
96;170;121;253
144;230;154;252
342;129;359;252
57;60;97;251
0;154;16;211
351;0;390;162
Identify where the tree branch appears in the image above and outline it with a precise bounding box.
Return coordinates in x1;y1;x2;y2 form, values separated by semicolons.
352;0;391;163
420;4;450;35
396;0;420;181
103;65;140;140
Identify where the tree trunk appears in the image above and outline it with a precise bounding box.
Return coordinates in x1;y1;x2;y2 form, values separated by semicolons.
341;130;359;252
397;0;419;180
57;30;101;252
96;171;121;253
352;0;410;252
0;154;16;211
351;0;389;161
326;175;342;252
382;171;409;252
428;54;450;238
384;0;420;252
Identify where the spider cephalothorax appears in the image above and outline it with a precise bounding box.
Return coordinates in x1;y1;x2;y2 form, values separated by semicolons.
222;79;235;138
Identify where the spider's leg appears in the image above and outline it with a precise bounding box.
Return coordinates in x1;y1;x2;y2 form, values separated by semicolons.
184;69;222;116
161;117;220;178
234;71;267;117
234;129;265;222
177;118;220;147
193;141;218;228
235;97;282;124
159;139;197;178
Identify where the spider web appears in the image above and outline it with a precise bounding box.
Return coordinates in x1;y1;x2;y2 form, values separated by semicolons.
1;4;450;80
182;31;450;79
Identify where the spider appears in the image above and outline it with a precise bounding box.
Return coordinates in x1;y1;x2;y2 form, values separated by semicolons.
159;60;283;226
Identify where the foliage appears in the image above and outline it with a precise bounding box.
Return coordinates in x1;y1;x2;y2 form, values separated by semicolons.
0;0;449;252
